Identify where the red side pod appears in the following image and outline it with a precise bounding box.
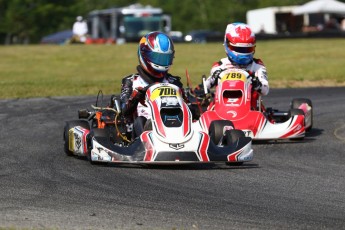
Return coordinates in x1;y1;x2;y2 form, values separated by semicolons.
82;129;90;155
141;131;155;161
280;115;305;138
182;103;191;137
75;126;90;156
227;148;243;162
151;100;166;138
198;132;210;162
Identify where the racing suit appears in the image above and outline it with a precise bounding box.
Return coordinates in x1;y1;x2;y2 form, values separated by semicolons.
204;57;269;96
120;65;184;138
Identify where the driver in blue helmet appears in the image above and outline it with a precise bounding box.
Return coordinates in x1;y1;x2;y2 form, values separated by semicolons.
120;31;184;139
203;22;269;96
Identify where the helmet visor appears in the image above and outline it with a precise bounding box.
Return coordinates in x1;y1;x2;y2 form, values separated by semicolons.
227;43;255;54
146;51;174;66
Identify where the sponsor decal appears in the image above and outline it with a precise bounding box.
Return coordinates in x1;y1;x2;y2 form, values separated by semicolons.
226;110;237;118
74;133;82;150
295;124;302;131
169;143;184;150
242;130;253;138
227;98;239;103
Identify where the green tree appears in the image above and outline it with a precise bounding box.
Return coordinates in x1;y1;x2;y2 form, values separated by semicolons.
1;0;345;44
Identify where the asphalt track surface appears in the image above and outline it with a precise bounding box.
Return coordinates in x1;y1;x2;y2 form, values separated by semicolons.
0;87;344;230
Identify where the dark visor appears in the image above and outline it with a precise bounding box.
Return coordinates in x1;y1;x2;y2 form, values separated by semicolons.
227;43;255;54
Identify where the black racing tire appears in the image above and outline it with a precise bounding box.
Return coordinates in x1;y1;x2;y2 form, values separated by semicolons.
224;129;245;166
209;120;234;145
63;120;90;156
224;129;245;146
227;162;244;166
291;98;312;109
289;108;304;117
291;98;313;132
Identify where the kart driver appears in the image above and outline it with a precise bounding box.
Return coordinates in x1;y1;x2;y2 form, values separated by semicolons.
120;31;185;139
203;22;269;99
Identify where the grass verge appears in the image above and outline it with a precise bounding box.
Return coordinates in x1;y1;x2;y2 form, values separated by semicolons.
1;38;344;99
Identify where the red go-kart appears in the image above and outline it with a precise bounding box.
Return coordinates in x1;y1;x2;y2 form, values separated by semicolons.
194;68;313;140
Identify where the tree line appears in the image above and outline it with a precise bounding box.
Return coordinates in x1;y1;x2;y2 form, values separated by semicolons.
0;0;333;44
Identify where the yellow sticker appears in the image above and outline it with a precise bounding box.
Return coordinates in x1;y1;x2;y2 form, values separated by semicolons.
68;129;75;152
220;71;246;82
150;86;180;101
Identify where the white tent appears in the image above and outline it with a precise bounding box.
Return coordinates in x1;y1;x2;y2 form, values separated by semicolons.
292;0;345;15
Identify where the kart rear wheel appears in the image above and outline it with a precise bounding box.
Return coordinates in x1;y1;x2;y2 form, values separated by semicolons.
63;120;90;156
291;98;313;131
209;120;234;146
88;128;110;164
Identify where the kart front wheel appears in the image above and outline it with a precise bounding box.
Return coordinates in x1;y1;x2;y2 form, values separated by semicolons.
63;120;90;156
224;129;245;146
291;98;313;132
209;120;234;146
224;129;245;166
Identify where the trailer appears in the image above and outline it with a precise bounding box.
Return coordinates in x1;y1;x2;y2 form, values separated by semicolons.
246;6;303;34
87;3;171;44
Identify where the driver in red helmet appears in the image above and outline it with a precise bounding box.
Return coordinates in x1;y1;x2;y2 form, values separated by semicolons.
120;31;184;139
204;22;269;96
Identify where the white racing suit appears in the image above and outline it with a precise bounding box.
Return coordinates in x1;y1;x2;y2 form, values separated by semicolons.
204;57;269;96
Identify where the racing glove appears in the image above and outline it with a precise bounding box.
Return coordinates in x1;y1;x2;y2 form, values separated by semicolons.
211;68;224;80
130;87;147;104
210;68;225;87
254;68;269;95
252;77;262;92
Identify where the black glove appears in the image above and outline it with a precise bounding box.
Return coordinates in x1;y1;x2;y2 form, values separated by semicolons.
252;77;262;92
131;87;145;101
131;84;152;106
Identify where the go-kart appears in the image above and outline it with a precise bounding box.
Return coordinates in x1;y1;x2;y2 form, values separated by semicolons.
193;68;313;140
63;83;253;164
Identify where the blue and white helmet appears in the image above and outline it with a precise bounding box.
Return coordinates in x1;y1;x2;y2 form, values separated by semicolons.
138;31;175;78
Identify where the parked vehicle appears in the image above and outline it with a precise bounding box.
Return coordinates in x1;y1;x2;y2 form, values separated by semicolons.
184;30;222;43
88;3;171;44
40;30;72;44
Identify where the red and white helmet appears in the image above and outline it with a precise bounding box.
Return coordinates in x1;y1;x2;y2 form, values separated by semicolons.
224;23;256;65
138;31;175;78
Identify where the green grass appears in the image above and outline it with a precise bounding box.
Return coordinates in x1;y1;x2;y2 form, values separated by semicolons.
1;38;345;99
